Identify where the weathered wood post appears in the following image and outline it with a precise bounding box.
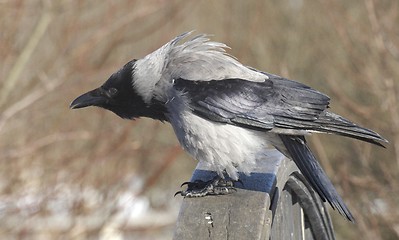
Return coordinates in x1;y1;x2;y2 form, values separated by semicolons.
174;149;335;240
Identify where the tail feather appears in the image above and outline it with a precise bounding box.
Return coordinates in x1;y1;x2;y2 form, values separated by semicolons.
280;134;355;222
275;111;388;147
315;112;388;147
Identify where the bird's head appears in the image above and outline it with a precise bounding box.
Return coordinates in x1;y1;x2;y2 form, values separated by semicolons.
70;59;167;121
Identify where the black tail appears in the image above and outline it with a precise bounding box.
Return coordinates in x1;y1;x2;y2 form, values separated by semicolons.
314;112;388;147
280;135;355;222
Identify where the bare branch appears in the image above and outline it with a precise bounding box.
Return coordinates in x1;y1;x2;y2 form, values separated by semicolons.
0;1;52;107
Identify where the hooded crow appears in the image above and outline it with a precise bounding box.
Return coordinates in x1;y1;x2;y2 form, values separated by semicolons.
71;32;387;222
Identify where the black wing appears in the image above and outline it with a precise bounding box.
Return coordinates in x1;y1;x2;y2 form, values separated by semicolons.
173;75;386;146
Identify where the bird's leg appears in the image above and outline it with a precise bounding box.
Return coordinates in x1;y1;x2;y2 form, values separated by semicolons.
175;175;240;197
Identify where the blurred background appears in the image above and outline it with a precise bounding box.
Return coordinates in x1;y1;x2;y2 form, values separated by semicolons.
1;0;398;239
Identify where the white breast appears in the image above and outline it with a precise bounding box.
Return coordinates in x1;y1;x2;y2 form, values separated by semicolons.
165;96;282;180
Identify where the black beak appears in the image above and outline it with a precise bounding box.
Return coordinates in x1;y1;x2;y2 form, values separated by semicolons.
70;88;104;109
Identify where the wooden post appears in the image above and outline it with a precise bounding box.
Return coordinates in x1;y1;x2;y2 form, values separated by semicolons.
173;150;335;240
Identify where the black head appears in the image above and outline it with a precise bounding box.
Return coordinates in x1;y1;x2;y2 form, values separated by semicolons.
70;60;167;121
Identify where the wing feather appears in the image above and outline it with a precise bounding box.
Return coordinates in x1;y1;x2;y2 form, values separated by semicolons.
173;75;387;146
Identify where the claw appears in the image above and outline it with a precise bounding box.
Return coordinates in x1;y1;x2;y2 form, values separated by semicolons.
180;182;190;187
181;180;205;187
175;176;239;198
174;191;182;197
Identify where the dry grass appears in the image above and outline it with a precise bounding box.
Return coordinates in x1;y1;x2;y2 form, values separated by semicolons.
1;0;398;239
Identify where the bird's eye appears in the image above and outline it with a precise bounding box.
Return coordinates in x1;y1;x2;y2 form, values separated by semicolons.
107;88;118;97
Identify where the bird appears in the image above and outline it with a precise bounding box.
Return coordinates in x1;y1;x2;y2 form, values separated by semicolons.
70;32;387;222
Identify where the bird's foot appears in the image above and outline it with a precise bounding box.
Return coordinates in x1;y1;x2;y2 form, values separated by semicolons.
175;176;240;197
